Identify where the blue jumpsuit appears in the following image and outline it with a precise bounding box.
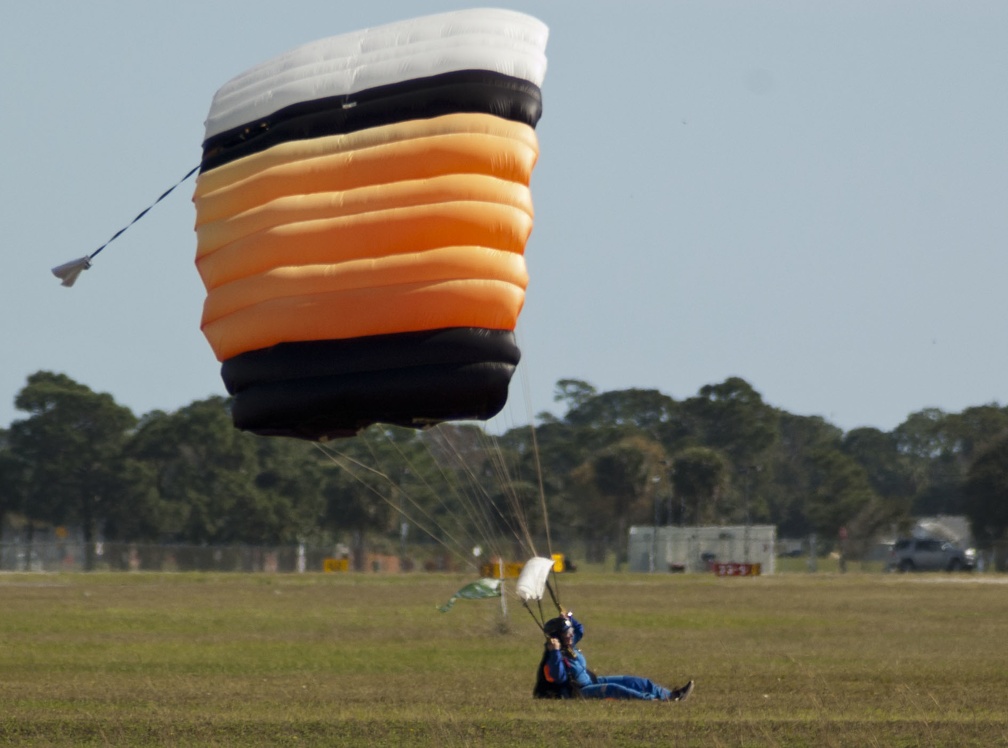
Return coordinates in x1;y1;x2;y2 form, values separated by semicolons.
541;617;675;700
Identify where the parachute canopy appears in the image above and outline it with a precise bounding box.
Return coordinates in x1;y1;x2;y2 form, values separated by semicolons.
194;9;548;440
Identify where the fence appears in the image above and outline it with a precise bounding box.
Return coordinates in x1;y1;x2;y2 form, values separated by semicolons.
6;536;1007;574
0;539;398;573
0;532;578;574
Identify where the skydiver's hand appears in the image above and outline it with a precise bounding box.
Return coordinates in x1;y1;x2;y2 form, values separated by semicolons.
549;637;561;650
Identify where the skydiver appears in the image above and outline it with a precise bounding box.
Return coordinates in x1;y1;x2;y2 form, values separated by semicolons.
532;612;694;701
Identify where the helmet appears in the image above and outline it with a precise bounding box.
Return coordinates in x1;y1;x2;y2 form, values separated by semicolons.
543;616;572;638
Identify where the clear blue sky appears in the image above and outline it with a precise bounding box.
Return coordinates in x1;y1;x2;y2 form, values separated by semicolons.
3;1;1006;435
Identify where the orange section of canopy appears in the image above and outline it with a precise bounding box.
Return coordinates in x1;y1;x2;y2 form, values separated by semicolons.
193;113;539;361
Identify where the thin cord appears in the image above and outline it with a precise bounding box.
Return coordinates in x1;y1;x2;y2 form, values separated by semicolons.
89;164;200;260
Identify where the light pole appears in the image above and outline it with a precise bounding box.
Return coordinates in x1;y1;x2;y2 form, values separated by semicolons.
649;473;662;573
741;465;760;564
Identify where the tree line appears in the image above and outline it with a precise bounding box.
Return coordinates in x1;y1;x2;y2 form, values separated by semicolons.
2;371;1007;570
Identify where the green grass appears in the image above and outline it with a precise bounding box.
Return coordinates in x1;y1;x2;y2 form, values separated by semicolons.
1;571;1006;746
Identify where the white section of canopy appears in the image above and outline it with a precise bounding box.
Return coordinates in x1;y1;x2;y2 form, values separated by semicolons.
204;8;548;139
515;556;555;602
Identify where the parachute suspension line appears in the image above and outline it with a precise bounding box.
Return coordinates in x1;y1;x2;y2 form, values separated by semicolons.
90;165;199;262
522;599;545;633
469;428;536;558
514;333;563;605
516;353;553;559
545;579;564;616
418;427;514;561
429;426;533;561
312;442;477;570
529;422;550;554
483;429;539;556
358;427;524;575
356;433;487;569
384;425;513;567
311;443;461;562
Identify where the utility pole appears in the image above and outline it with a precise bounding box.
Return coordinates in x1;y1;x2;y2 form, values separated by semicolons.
741;465;761;564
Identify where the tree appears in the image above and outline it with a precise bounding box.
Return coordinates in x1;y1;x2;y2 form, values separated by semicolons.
842;427;916;500
893;406;1008;517
764;414;842;537
841;427;915;539
947;405;1008;461
552;379;598;417
671;447;732;526
8;372;136;569
98;457;168;543
125;399;250;543
963;435;1008;543
681;377;779;469
804;450;878;539
563;387;679;436
125;397;326;546
0;428;28;537
893;408;960;515
250;436;328;544
570;435;667;568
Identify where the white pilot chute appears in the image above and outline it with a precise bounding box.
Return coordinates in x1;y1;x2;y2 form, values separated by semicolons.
516;557;556;602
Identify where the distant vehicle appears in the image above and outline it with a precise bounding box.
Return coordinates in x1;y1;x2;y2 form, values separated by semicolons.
887;538;976;572
777;539;804;558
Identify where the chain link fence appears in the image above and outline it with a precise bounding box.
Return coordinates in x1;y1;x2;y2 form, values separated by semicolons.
0;541;343;573
0;540;496;574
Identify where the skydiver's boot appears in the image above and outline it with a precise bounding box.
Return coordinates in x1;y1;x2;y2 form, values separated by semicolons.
666;680;694;703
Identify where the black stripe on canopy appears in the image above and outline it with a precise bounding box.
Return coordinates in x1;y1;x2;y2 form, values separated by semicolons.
201;70;542;172
221;328;521;440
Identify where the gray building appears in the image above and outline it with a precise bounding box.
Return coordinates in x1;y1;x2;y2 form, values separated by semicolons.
628;525;777;574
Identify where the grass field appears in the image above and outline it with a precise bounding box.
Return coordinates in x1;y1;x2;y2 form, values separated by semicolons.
1;570;1006;747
